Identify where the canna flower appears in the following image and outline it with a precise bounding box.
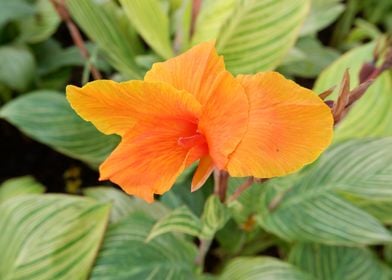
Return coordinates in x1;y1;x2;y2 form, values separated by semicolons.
66;42;333;202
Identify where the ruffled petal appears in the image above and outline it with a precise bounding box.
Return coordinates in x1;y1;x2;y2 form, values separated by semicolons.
145;41;249;169
227;72;334;178
100;121;208;202
66;80;201;136
144;41;225;105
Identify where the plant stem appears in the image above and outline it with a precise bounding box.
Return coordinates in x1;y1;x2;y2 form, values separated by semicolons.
214;170;229;202
195;238;212;270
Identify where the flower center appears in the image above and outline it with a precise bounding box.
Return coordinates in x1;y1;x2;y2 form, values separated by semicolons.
177;133;205;149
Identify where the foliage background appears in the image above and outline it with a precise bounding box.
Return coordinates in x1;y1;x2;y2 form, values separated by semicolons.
0;0;391;279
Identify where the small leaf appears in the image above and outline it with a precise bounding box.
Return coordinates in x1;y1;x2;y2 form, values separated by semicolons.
0;176;45;204
120;0;173;59
84;186;170;223
91;212;198;279
146;206;202;242
0;46;36;92
200;195;230;239
289;243;391;280
0;194;110;279
0;91;119;167
216;0;310;74
219;257;312;280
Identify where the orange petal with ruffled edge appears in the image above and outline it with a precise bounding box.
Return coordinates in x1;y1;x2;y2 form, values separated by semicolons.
100;120;208;202
227;72;333;178
66;80;201;136
145;41;249;169
191;156;214;192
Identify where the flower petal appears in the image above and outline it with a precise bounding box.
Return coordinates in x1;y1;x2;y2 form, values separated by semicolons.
66;80;201;136
227;72;334;178
100;121;208;202
144;41;224;105
145;41;249;169
191;156;214;192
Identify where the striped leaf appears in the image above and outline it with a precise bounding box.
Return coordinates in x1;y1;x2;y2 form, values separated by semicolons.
289;243;391;280
314;42;392;142
200;195;230;239
84;186;170;224
67;0;144;78
355;200;392;225
216;0;310;74
91;212;198;279
0;176;45;204
258;138;392;245
191;0;236;45
0;91;119;167
146;205;202;242
219;257;312;280
0;194;110;279
120;0;173;59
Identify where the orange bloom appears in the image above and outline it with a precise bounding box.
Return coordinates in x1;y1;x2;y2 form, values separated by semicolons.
66;42;333;202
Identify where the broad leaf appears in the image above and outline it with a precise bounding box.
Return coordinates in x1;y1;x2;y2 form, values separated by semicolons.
0;194;110;279
0;91;119;167
289;243;391;280
0;0;35;28
84;186;169;223
219;257;311;280
301;0;345;36
120;0;173;59
314;42;392;142
67;0;144;78
91;212;198;279
146;206;202;242
216;0;310;74
18;0;60;43
258;139;392;246
0;176;45;204
0;46;36;92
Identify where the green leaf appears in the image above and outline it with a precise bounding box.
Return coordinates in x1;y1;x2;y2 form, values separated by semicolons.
216;0;310;74
279;36;340;78
0;91;119;167
0;0;35;28
0;176;45;204
17;0;60;43
120;0;173;59
0;194;110;279
289;243;391;280
91;212;198;279
219;257;312;280
0;45;36;92
354;200;392;225
258;138;392;246
200;195;230;239
300;0;345;36
84;186;169;223
314;42;392;142
67;0;144;78
146;206;202;242
191;0;236;45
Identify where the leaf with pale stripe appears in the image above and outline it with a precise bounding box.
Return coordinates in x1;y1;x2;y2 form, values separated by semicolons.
0;194;110;279
258;138;392;245
67;0;144;78
84;186;170;224
0;176;45;204
289;243;391;280
200;195;230;239
91;212;198;279
0;91;119;167
120;0;173;59
314;42;392;142
219;257;312;280
216;0;310;74
146;205;202;242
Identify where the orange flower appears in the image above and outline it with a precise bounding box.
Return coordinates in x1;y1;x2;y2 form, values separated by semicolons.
66;42;333;202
